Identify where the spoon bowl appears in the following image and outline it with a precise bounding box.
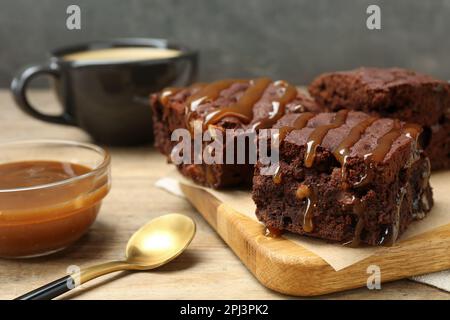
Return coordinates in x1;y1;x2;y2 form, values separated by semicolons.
126;213;196;267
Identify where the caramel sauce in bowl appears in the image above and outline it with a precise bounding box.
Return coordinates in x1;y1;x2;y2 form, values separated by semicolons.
0;140;111;258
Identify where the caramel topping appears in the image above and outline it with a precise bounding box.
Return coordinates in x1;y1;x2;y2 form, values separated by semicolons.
302;192;316;233
272;112;315;185
278;112;315;142
181;78;299;131
186;79;243;111
292;112;316;130
205;77;272;126
369;119;402;163
190;82;208;90
348;218;365;247
403;123;422;141
293;184;316;233
265;226;283;238
161;82;207;103
159;87;182;107
331;116;378;188
333;116;378;165
353;119;422;188
368;121;420;164
304;110;349;168
272;165;282;184
295;184;311;199
252;81;298;130
343;197;366;247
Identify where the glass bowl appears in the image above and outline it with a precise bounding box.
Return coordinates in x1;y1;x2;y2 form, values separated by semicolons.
0;140;111;258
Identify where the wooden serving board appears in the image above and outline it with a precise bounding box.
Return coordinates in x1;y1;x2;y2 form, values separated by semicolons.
180;184;450;296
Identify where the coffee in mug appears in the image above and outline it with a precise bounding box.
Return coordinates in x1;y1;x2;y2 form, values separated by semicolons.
62;47;181;62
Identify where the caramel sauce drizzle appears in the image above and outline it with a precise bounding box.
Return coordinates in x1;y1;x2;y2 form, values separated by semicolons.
160;83;208;123
159;83;209;107
304;109;349;168
182;78;299;131
403;123;422;140
278;112;315;141
186;79;241;110
161;78;301;134
252;81;298;130
344;120;421;165
303;197;315;233
341;120;421;246
182;79;242;128
272;165;283;185
294;184;316;233
354;119;420;188
348;219;365;247
367;119;403;163
344;197;365;247
159;87;183;107
204;77;272;126
360;120;420;164
272;112;315;185
332;116;378;165
184;79;248;129
265;226;283;238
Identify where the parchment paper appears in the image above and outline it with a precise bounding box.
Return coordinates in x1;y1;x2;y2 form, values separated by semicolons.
156;170;450;271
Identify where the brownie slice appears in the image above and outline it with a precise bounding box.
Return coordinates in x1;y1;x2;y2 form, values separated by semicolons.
252;111;433;246
308;67;450;170
151;78;318;188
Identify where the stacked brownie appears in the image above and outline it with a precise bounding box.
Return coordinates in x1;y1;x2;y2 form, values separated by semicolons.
309;67;450;170
252;111;433;246
151;78;318;188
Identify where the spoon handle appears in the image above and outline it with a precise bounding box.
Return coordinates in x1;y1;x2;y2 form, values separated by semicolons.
14;275;75;300
14;261;130;300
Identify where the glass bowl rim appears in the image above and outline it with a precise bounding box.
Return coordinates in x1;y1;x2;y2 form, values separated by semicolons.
0;139;110;193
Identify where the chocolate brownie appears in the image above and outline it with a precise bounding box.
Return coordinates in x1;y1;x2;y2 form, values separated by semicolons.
308;67;450;170
252;110;433;246
151;78;318;188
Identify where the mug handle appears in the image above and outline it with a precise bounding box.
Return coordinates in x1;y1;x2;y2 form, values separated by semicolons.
11;62;74;125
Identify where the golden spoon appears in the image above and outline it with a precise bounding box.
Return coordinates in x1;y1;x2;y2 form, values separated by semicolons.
15;213;196;300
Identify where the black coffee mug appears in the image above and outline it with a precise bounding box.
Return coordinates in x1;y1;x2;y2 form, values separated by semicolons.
11;38;198;145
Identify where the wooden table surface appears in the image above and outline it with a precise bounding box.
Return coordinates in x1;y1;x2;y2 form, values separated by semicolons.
0;90;448;300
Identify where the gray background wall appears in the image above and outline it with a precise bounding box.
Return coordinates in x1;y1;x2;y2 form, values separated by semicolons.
1;0;449;87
